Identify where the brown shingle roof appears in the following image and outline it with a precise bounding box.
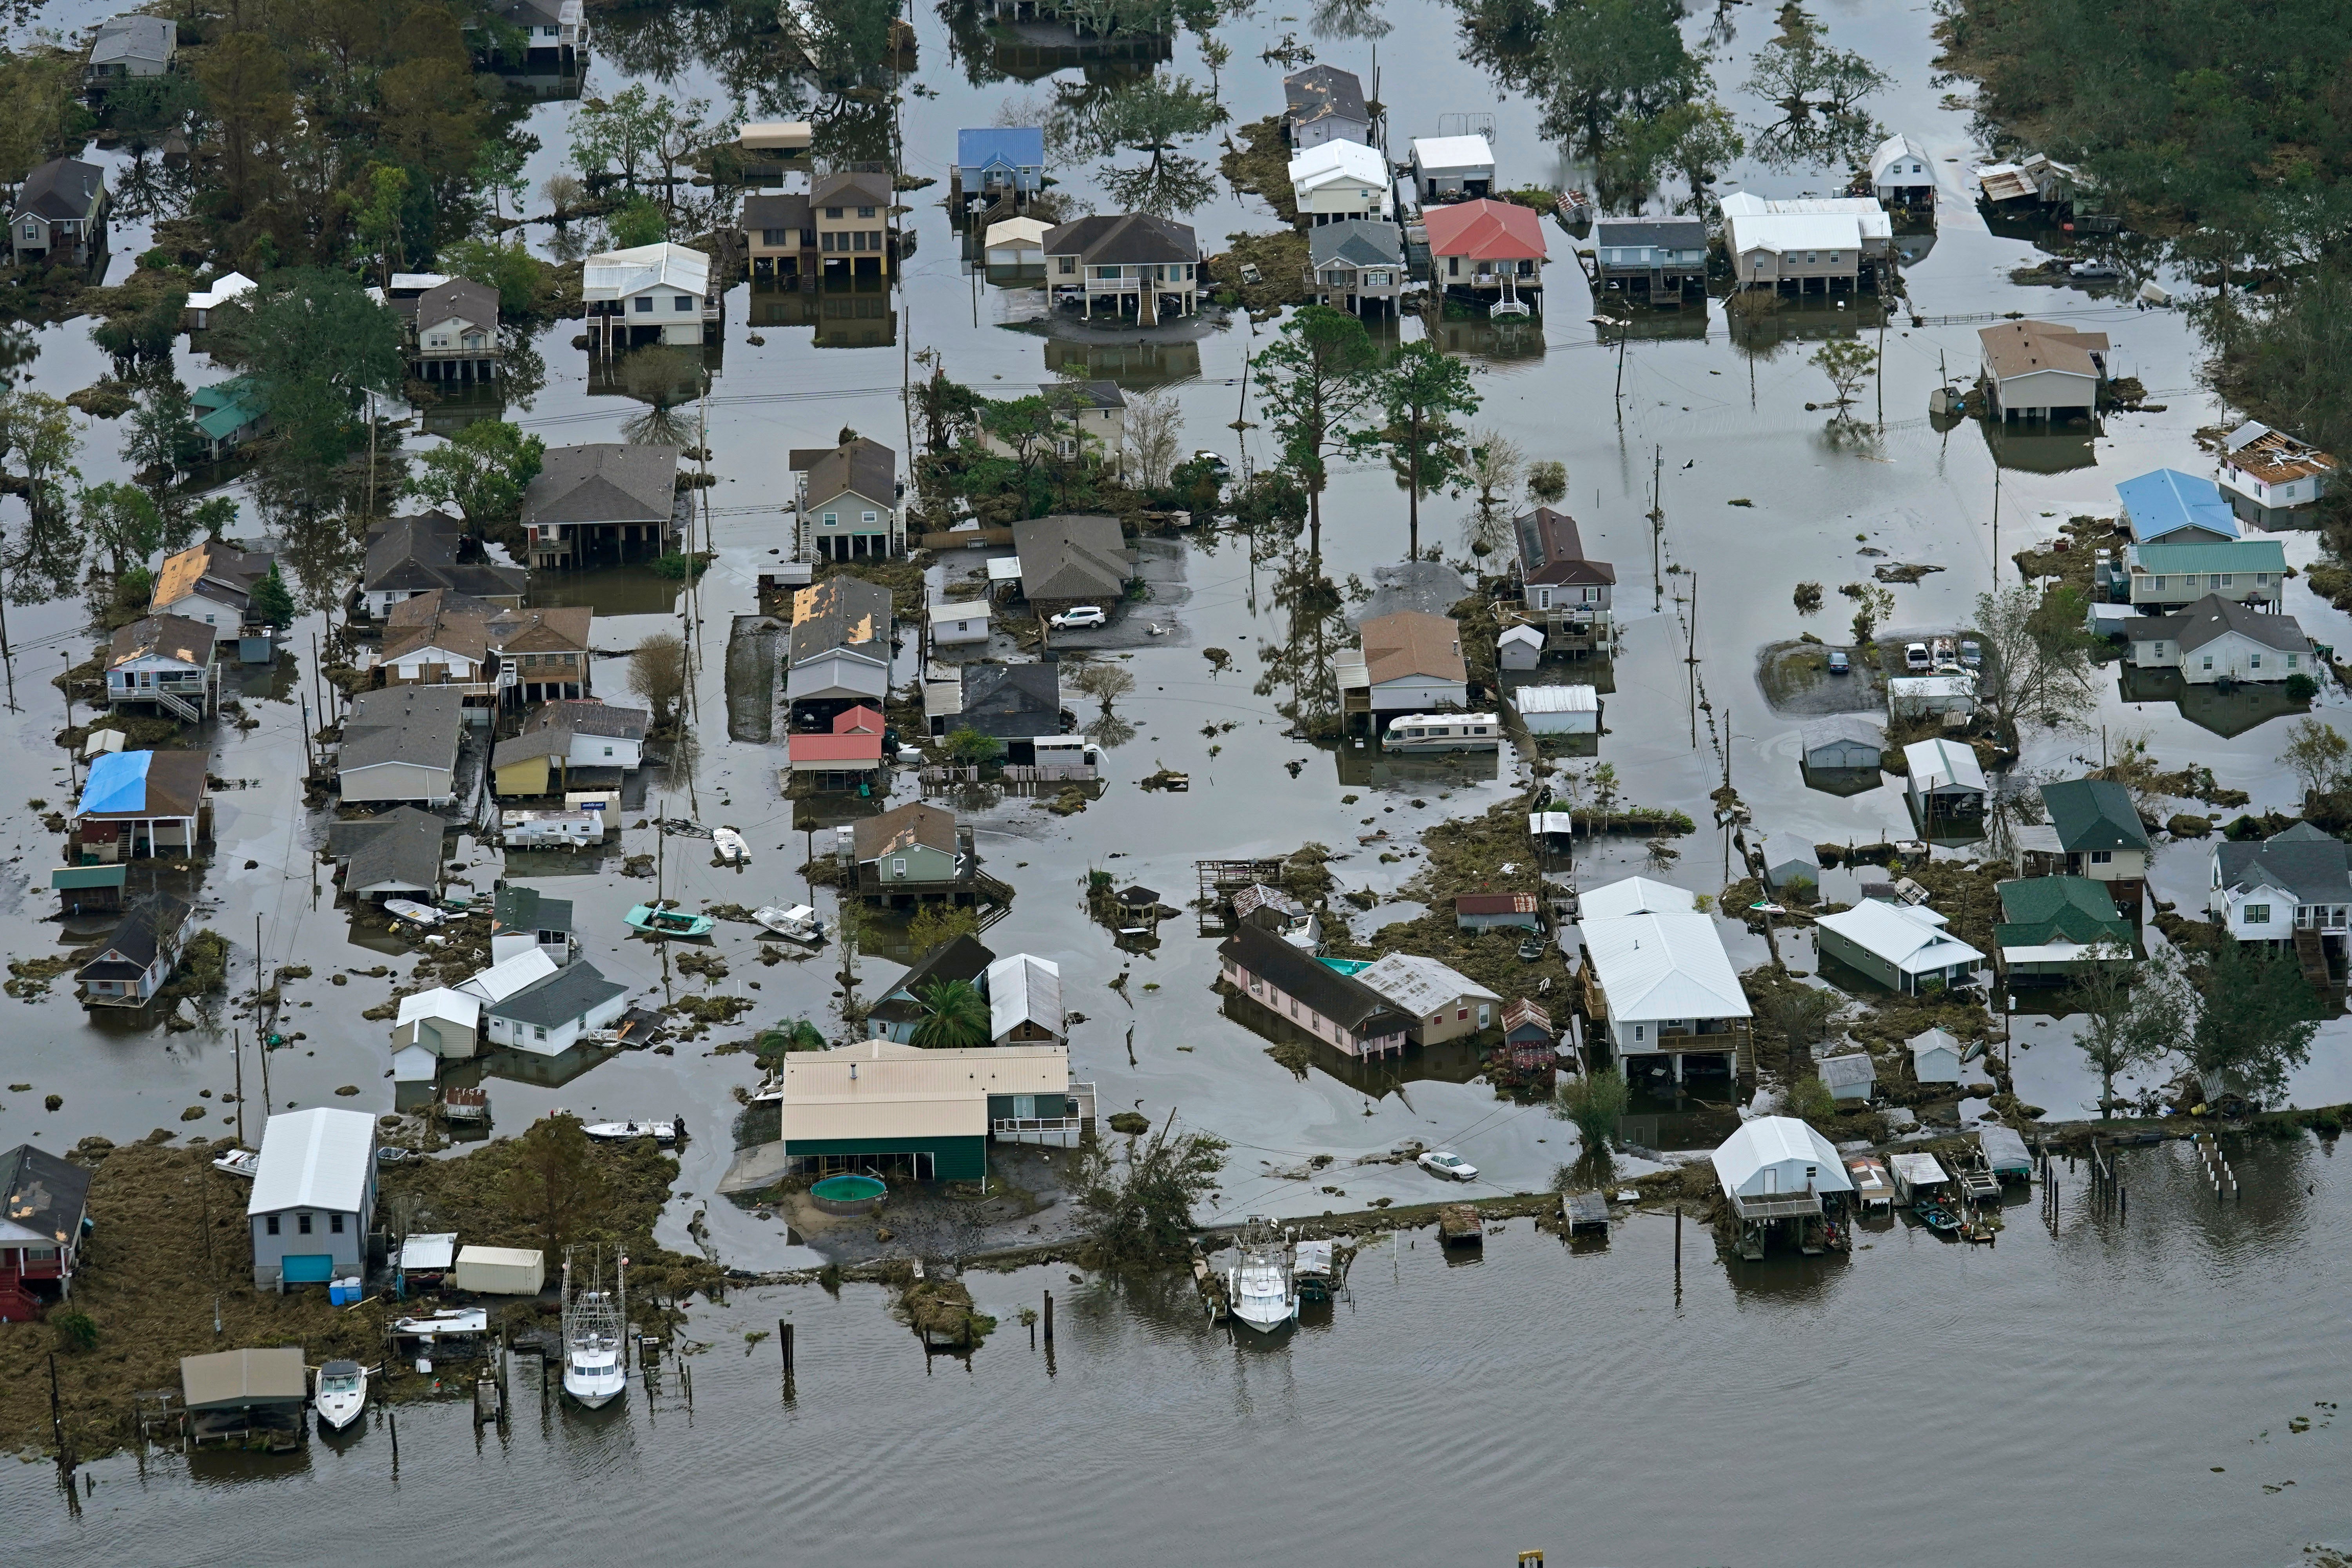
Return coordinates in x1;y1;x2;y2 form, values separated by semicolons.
790;436;896;511
1978;319;2109;381
521;444;679;527
1513;507;1615;588
108;614;216;671
1360;610;1466;686
853;800;956;862
813;170;894;208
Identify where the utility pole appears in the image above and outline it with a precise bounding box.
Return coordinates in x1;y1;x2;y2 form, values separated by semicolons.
1648;444;1664;611
232;1029;245;1146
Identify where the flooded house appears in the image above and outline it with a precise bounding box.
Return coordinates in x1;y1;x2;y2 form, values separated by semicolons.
191;376;268;459
481;960;626;1054
787;704;887;789
1422;198;1545;310
336;686;467;806
105;614;217;720
1978;319;2109;422
518;443;679;569
766;1039;1087;1175
1818;1052;1875;1105
9;156;106;267
1906;1026;1965;1084
1817;901;1984;995
1289;138;1392;227
1012;514;1132;619
70;748;210;861
981;383;1127;466
867;935;996;1042
50;864;125;916
814;171;899;277
246;1107;378;1290
457;947;559;1009
734;120;811;183
1577;902;1751;1087
1903;737;1987;821
1498;623;1544;671
1886;673;1976;724
2115;467;2241;544
929;598;992;648
492;699;649;797
73;891;191;1007
1719;193;1893;261
2219;420;2336;525
852;801;995;909
987;953;1065;1045
2099;537;2285;612
2207;821;2352;950
489;0;586;60
791;435;903;560
327;806;447;904
1994;876;2134;984
1592;217;1707;299
179;1348;309;1448
1338;610;1468;731
982;215;1051;271
1516;684;1600;735
1218;922;1411;1059
1761;834;1821;897
1282;64;1371;149
1869;134;1936;211
744;191;815;278
1354;953;1501;1045
1456;892;1541;933
1578;875;1696;920
1042;213;1201;321
149;538;274;630
0;1143;93;1321
397;278;500;383
1233;883;1320;949
1500;998;1556;1068
181;269;254;329
953;127;1046;210
359;510;527;619
392;987;481;1060
786;575;894;720
942;662;1066;762
581;241;720;350
1711;1116;1854;1255
1721;208;1865;294
492;886;576;966
1512;506;1614;625
1799;714;1885;773
1409;134;1495;202
86;14;176;80
2016;778;2151;921
382;593;595;707
2125;594;2312;685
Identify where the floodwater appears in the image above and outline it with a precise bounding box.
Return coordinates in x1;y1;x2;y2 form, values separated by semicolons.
1;0;2350;1553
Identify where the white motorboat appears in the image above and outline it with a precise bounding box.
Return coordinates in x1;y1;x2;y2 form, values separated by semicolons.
582;1119;676;1144
561;1249;628;1409
713;827;750;866
211;1147;260;1179
1225;1218;1299;1335
753;903;826;943
382;898;443;927
1383;713;1502;753
314;1359;368;1432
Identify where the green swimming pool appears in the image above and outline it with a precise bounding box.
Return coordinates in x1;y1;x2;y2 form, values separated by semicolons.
810;1174;888;1214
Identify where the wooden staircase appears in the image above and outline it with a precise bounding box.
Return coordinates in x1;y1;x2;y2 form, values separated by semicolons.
2294;926;2331;992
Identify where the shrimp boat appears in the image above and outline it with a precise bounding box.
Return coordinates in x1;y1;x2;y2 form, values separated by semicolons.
314;1359;368;1432
1225;1217;1299;1335
560;1249;628;1409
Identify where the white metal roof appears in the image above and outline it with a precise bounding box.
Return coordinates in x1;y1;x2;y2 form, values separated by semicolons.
396;986;480;1029
929;599;993;624
1515;683;1598;713
1907;1026;1961;1061
1888;673;1976;698
1579;875;1697;921
986;953;1063;1040
247;1107;376;1216
1580;913;1751;1023
185;271;255;310
1820;902;1985;975
1723;209;1864;255
1871;134;1931;182
1717;191;1891;241
582;241;710;302
1411;135;1495;172
984;216;1051;249
1354;953;1500;1016
1710;1116;1854;1197
1289;138;1390;192
1889;1151;1948;1185
1498;624;1544;648
400;1232;457;1270
1904;737;1987;795
389;272;450;292
456;947;560;1004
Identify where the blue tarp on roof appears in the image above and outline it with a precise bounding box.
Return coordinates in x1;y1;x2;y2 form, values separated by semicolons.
956;127;1045;171
78;750;152;815
2116;468;2238;543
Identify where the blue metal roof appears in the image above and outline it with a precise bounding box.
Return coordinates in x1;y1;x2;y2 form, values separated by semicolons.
956;127;1044;170
2115;468;2238;543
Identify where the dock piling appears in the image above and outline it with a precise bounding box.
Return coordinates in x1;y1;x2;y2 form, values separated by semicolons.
1044;1290;1053;1345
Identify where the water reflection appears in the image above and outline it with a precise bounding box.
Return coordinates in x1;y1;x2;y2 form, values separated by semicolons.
1722;291;1892;353
527;564;683;616
749;278;898;349
1041;334;1202;387
1981;417;2101;474
2113;665;2308;739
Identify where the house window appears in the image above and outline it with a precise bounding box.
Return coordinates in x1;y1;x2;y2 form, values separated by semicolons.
2147;576;2164;592
2214;574;2229;588
861;510;878;526
603;746;614;757
2289;653;2300;669
2245;903;2271;924
2151;642;2165;657
298;1214;313;1235
762;229;788;246
1633;1025;1645;1041
1058;256;1074;274
2257;573;2270;584
634;296;653;312
266;1215;280;1235
1455;1008;1468;1021
1448;257;1459;276
822;511;838;528
2091;850;2112;865
2251;653;2262;669
857;206;876;218
891;857;907;877
674;294;694;310
1536;588;1551;609
820;232;835;251
2202;656;2213;670
534;1025;547;1040
330;1213;345;1234
825;206;843;219
852;231;867;252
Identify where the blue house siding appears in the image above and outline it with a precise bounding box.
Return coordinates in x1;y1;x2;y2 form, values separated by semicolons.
955;128;1045;196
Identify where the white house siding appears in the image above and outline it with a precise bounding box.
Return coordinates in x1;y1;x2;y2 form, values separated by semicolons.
2178;632;2305;685
1990;366;2097;417
155;590;244;628
1369;676;1468;712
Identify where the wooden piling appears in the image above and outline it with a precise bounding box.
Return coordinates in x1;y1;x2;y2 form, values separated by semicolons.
780;1319;793;1376
1673;1205;1682;1290
387;1408;399;1465
1044;1290;1054;1344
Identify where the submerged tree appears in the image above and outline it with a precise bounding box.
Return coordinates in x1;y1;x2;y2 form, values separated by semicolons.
407;420;546;532
1535;0;1705;174
1370;340;1480;557
1811;338;1877;412
1460;428;1524;559
1741;2;1889;170
1088;74;1225;216
1553;1069;1631;1160
1256;305;1381;564
2188;940;2322;1107
1971;584;2097;747
1073;1113;1228;1264
504;1112;607;1261
628;632;689;728
2072;943;2185;1117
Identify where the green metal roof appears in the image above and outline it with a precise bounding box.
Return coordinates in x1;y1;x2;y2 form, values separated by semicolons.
2131;539;2286;575
2040;777;2150;853
1994;875;2131;949
51;864;126;889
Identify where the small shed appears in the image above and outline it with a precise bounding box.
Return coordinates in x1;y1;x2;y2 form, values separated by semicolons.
1798;714;1884;773
51;863;126;916
1887;673;1976;722
397;1231;457;1291
393;987;481;1059
453;1245;545;1295
1818;1052;1875;1103
180;1347;308;1445
1761;833;1821;895
1887;1151;1949;1204
1497;622;1545;671
1904;737;1987;818
1907;1026;1963;1084
1516;684;1599;735
1501;998;1554;1067
1456;891;1541;932
929;599;992;646
391;1044;438;1085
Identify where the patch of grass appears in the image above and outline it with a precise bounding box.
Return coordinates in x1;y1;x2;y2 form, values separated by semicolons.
1217;116;1298;222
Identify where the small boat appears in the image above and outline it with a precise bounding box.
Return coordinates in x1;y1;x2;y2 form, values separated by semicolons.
1225;1218;1298;1335
1516;934;1546;962
561;1250;629;1409
211;1146;260;1179
1383;713;1502;753
1749;900;1787;915
624;902;715;938
383;898;442;927
314;1359;368;1432
1293;1238;1338;1302
375;1146;414;1167
712;828;750;866
1915;1201;1961;1234
753;903;826;943
582;1119;676;1144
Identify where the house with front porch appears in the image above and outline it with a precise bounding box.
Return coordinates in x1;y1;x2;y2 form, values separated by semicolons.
1422;198;1545;309
1593;217;1707;298
852;800;996;909
105;614;216;720
1337;610;1468;729
1577;909;1751;1087
1817;900;1984;995
1409;135;1494;202
1513;507;1613;624
0;1144;92;1322
2123;594;2311;684
74;891;191;1007
581;242;718;350
1994;876;2135;984
71;749;210;861
519;443;678;569
327;806;447;904
765;1038;1089;1175
2209;821;2352;950
1218;920;1411;1059
401;278;500;385
9;156;106;267
1288;138;1392;226
1307;221;1405;317
792;436;901;560
955;127;1046;209
491;699;648;797
1042;213;1200;323
2100;538;2285;612
744;191;815;278
1724;209;1864;294
2014;777;2150;921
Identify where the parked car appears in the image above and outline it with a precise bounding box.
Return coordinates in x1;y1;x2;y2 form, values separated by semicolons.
1827;648;1850;675
1959;638;1983;668
1191;450;1230;471
1049;606;1107;630
1904;641;1931;671
1419;1150;1478;1182
2069;260;2119;279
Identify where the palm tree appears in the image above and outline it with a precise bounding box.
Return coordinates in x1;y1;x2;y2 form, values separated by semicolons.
910;978;992;1049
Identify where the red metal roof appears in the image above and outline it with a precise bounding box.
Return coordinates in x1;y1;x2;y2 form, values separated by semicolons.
789;733;883;764
1421;199;1548;262
833;704;886;734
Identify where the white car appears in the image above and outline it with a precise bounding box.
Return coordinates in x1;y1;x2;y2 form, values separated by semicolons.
1419;1150;1478;1182
1049;606;1107;630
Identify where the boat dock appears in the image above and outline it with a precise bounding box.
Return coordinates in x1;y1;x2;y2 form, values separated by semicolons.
1188;1245;1230;1321
1561;1191;1610;1235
